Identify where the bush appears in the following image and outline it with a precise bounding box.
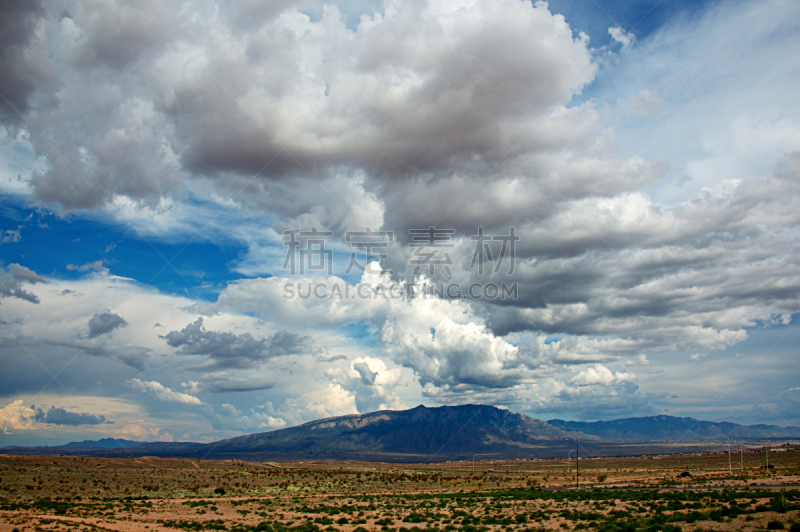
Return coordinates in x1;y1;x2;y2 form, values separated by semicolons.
788;524;800;532
213;487;225;495
767;521;785;530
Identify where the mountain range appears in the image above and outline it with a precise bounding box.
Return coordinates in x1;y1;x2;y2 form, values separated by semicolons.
547;415;800;441
2;405;797;462
63;438;144;448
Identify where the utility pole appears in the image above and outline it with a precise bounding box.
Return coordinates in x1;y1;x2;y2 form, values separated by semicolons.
766;434;774;469
576;438;579;489
722;434;731;473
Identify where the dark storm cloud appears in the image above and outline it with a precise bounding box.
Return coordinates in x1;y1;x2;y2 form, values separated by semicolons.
0;0;49;123
66;1;165;72
163;318;308;369
88;312;128;338
33;405;106;426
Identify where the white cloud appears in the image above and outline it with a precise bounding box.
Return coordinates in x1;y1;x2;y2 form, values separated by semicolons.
0;400;37;433
1;226;22;243
127;378;202;405
608;26;635;49
570;364;636;387
626;354;650;366
250;411;287;429
116;424;174;442
278;383;359;425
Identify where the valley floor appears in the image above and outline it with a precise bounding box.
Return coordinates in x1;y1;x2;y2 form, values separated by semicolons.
1;447;799;532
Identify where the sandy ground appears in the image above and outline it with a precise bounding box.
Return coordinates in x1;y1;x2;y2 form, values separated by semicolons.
1;446;799;532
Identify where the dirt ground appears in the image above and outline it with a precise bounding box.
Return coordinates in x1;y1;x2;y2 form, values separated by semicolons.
1;444;799;532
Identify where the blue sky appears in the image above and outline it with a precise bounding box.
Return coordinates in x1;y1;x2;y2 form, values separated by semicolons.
0;200;246;298
1;0;800;446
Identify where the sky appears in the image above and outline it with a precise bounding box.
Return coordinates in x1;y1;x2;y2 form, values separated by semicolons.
1;0;800;447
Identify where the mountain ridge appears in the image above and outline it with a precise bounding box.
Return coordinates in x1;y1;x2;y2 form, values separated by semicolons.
2;406;798;462
206;403;590;457
547;415;800;440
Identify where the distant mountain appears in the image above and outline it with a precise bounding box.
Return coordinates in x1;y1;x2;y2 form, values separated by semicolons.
547;415;800;441
203;403;586;458
1;404;586;462
5;407;797;463
63;438;144;448
0;438;144;450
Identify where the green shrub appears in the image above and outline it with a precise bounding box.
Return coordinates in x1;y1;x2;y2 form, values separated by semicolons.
768;522;785;530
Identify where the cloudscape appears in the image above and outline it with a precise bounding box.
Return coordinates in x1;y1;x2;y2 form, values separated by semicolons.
1;0;799;446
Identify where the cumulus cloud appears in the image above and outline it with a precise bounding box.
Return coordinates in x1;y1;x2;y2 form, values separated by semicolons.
278;383;358;425
163;317;309;369
353;361;378;386
219;271;528;390
380;298;522;389
0;0;50;124
0;400;37;433
127;378;201;405
327;356;407;413
0;263;46;303
1;401;106;431
626;354;650;367
33;405;106;425
0;0;610;218
200;384;364;432
87;311;128;338
570;364;636;386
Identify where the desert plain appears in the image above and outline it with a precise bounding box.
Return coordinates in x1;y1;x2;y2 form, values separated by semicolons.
1;444;799;532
